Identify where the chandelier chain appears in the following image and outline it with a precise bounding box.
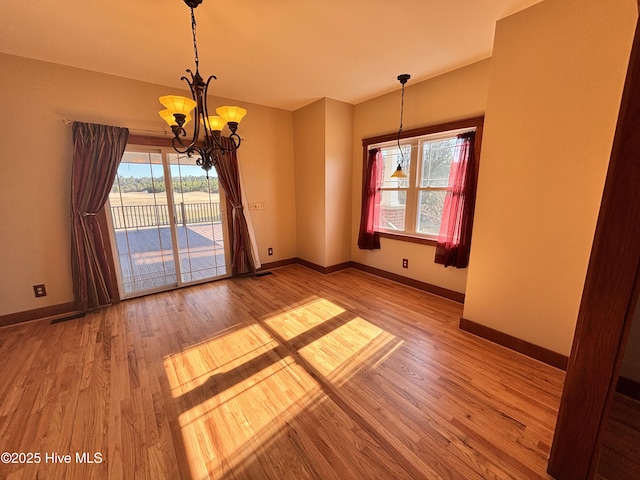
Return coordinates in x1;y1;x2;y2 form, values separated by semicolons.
190;7;199;71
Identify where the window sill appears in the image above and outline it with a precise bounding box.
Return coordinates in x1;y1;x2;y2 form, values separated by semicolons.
378;231;438;247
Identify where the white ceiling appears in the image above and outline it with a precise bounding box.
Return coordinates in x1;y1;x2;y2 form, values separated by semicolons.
0;0;542;111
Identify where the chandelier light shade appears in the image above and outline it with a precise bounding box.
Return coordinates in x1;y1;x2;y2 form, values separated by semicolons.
390;164;407;178
159;0;247;174
159;109;193;127
391;73;411;179
159;95;197;119
216;106;247;125
202;115;227;132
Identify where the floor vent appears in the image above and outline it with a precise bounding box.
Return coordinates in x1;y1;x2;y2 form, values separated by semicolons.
51;312;86;325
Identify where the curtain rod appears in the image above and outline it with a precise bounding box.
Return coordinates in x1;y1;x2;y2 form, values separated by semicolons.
62;118;172;137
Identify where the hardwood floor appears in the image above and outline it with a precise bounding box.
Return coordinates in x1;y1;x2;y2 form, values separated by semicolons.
0;265;565;479
596;393;640;480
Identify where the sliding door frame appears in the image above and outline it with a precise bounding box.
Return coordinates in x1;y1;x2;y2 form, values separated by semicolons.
101;135;231;300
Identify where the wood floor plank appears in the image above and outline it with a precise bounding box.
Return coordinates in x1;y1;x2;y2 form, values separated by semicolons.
596;392;640;480
0;265;573;479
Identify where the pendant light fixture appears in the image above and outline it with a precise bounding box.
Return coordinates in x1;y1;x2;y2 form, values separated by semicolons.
158;0;247;174
390;73;411;179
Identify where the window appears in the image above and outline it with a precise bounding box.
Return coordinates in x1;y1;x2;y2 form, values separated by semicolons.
362;116;483;245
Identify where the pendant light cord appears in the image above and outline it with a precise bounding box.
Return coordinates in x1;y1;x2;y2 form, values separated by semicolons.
397;81;406;154
191;7;199;72
396;75;410;169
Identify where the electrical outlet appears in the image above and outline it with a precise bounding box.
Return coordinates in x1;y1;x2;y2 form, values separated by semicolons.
268;247;273;256
402;258;409;268
33;284;47;297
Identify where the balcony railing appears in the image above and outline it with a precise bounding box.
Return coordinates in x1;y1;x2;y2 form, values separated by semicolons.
110;202;221;230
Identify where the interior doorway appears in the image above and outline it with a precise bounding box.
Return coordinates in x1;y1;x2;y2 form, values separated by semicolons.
107;147;230;298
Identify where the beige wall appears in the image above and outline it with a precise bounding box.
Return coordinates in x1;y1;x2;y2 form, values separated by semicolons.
293;100;326;266
324;99;354;267
0;53;297;316
462;0;637;356
293;98;354;268
351;59;491;294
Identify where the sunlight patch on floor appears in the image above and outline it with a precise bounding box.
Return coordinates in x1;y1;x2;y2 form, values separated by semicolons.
164;323;279;398
263;297;346;341
173;354;322;479
298;316;402;385
163;297;402;478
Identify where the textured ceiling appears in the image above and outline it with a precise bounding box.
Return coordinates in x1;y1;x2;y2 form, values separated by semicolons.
0;0;543;111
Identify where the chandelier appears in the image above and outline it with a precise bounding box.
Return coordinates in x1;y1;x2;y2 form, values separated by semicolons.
158;0;247;174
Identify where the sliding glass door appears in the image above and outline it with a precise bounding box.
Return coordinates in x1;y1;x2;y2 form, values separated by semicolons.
168;153;228;284
108;147;230;298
